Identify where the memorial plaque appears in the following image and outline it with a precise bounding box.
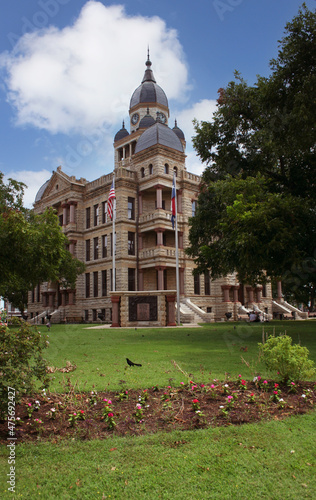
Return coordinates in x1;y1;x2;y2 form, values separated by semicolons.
137;303;150;321
129;296;157;322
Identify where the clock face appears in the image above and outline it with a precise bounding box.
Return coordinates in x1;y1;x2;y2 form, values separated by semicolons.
131;113;139;125
157;112;167;124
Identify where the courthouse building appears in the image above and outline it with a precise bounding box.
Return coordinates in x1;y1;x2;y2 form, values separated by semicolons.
28;55;276;326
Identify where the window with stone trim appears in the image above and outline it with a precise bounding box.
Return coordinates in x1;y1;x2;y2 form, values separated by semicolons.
85;273;90;298
85;239;90;261
93;271;98;297
86;207;91;229
102;270;107;296
94;204;99;226
128;232;135;255
204;272;211;295
164;163;169;174
94;237;99;260
102;235;107;258
149;163;153;175
194;274;200;295
128;268;136;291
102;201;107;224
192;200;197;217
128;197;135;220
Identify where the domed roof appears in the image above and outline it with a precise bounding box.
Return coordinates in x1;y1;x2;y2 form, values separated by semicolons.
139;109;156;129
35;179;50;203
134;122;184;154
114;121;129;142
130;55;168;110
172;119;185;141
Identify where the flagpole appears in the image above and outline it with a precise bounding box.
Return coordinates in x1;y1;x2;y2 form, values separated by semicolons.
112;175;116;292
174;174;181;326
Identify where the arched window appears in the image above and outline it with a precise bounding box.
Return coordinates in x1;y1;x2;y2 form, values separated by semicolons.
164;163;169;174
141;167;145;178
173;166;178;177
149;163;153;175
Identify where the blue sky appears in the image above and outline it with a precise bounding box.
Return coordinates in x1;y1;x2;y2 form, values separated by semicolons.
0;0;313;206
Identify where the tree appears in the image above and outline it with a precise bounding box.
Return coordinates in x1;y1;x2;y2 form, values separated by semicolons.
188;4;316;309
0;173;85;312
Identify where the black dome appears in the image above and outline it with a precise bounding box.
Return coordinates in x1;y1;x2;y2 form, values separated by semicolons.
114;122;129;142
135;123;183;154
130;55;168;110
172;120;185;140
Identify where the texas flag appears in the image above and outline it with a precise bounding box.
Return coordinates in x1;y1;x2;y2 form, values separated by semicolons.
171;173;176;229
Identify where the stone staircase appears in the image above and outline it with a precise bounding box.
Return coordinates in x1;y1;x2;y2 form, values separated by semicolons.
178;299;214;324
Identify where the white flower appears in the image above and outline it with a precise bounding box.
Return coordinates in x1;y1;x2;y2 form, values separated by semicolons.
301;394;306;398
224;384;229;388
253;377;258;382
219;406;224;409
279;398;284;402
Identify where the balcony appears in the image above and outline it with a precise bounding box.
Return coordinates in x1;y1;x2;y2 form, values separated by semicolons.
139;246;185;266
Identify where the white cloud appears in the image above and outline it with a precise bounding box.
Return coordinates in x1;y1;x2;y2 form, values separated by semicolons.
171;98;217;175
4;169;51;208
0;1;188;135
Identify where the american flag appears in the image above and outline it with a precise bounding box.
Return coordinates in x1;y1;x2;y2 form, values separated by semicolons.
171;173;176;229
107;178;115;220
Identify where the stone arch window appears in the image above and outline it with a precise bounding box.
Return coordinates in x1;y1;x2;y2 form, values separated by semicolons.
164;163;169;174
149;163;153;175
141;167;145;178
173;166;178;177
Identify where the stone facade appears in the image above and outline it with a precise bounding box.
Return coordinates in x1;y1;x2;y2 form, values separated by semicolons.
28;55;274;325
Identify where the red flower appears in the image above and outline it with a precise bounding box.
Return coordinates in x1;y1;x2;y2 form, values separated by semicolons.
241;380;246;385
273;391;278;395
274;383;279;388
108;412;114;418
192;399;199;404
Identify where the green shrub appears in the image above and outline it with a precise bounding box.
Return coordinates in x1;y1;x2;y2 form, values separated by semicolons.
0;319;50;418
258;333;316;382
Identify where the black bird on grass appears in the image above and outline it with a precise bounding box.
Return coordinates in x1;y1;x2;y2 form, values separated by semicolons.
126;358;142;367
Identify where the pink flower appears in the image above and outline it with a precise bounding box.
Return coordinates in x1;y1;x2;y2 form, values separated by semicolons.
80;410;84;414
238;374;241;378
258;376;261;381
180;382;184;385
103;398;107;402
211;384;215;389
227;395;233;400
167;386;171;389
201;384;205;388
263;380;268;384
108;412;114;418
108;400;112;404
291;382;295;386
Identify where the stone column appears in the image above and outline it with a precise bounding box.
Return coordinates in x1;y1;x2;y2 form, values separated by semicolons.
111;296;120;327
138;269;144;291
256;286;263;303
156;186;163;209
155;228;164;246
156;266;166;290
61;291;66;307
68;290;75;306
138;233;143;250
166;295;176;326
48;292;55;308
62;203;68;226
177;189;183;213
69;240;77;255
232;285;240;303
221;285;231;302
246;286;255;304
69;201;77;224
180;268;185;295
277;281;282;300
138;192;143;215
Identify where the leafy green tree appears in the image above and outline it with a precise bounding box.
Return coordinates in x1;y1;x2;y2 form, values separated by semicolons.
188;4;316;308
0;319;50;418
0;173;85;312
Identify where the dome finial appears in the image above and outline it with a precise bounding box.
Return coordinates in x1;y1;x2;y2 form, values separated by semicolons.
142;48;156;83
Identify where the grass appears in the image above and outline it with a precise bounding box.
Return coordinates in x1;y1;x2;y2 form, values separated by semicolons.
44;320;316;392
0;413;315;499
1;320;315;499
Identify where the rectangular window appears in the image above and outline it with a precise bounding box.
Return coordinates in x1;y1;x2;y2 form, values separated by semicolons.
85;239;90;261
93;271;98;297
94;204;99;226
128;232;135;255
194;274;200;295
102;201;107;224
85;273;90;298
128;197;135;220
128;268;136;291
204;272;210;295
102;270;107;296
84;310;89;322
192;200;197;217
59;214;63;226
86;207;91;229
94;237;99;260
102;235;107;258
92;309;97;322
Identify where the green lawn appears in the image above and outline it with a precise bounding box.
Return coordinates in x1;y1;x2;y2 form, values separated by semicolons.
1;320;315;499
44;320;316;392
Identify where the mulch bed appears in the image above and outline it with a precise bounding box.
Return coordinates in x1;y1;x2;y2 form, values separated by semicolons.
1;380;315;444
